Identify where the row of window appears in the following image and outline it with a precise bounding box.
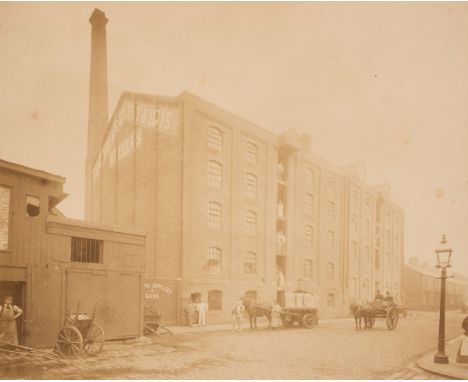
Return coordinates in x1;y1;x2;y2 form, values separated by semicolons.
208;161;258;198
207;247;335;281
208;127;258;164
351;215;371;237
303;225;335;250
351;189;372;212
302;260;334;280
206;247;256;275
208;203;259;234
305;167;338;198
374;249;401;271
351;242;371;263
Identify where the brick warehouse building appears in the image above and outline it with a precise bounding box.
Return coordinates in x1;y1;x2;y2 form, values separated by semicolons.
85;9;404;323
0;159;146;347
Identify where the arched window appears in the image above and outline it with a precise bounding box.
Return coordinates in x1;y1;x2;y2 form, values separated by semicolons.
245;211;257;236
351;214;358;232
208;290;223;310
306;167;315;185
208;160;222;189
365;245;370;263
327;231;335;250
244;252;256;274
304;259;313;279
208;202;222;230
327;177;336;195
375;250;380;270
352;189;359;207
352;241;358;258
245;173;257;199
364;220;370;238
364;197;371;212
351;278;357;296
305;194;314;215
375;282;381;295
327;293;335;307
326;263;334;280
207;247;221;274
305;224;313;247
190;292;202;303
327;201;335;222
363;279;370;299
246;142;257;163
208;126;223;151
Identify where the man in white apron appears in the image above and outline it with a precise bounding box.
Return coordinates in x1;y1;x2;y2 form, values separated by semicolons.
0;295;23;345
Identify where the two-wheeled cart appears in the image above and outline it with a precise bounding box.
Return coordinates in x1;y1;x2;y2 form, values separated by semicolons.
54;302;105;357
365;302;399;330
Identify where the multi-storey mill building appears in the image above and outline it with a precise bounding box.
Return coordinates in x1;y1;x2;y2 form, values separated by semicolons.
85;9;404;323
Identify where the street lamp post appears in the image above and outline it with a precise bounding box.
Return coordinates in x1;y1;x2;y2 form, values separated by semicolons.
433;234;453;364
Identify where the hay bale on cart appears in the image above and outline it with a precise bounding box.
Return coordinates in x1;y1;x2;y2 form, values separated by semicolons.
281;291;319;329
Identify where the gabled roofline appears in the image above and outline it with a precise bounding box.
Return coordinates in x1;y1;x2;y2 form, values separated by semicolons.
0;158;65;184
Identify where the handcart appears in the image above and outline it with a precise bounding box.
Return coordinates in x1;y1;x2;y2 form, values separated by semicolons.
54;301;105;357
143;306;173;336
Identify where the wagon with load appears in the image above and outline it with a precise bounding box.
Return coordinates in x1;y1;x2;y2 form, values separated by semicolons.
280;291;319;329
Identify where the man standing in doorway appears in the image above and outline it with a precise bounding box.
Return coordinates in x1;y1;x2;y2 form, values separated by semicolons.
197;298;209;327
0;296;23;345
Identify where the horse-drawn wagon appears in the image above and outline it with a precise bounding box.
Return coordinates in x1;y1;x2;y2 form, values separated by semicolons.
364;301;399;330
280;291;319;329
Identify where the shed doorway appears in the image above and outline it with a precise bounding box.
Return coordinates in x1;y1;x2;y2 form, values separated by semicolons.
0;281;26;345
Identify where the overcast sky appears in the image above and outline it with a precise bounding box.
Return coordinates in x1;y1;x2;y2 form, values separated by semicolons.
1;2;467;274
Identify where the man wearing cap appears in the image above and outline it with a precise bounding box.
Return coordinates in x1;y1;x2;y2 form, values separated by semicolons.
0;296;23;345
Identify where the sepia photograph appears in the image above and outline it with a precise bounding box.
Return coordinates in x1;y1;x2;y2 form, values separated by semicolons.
1;1;468;379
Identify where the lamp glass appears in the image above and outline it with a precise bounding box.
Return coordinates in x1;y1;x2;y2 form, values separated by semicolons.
435;236;452;267
436;250;451;267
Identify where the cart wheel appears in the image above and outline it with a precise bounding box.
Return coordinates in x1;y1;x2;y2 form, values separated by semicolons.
302;313;317;329
365;315;375;329
281;313;294;327
386;308;399;330
55;326;83;356
83;323;105;355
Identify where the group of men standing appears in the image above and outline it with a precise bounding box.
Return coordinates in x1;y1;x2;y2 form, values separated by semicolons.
184;299;209;327
183;296;285;334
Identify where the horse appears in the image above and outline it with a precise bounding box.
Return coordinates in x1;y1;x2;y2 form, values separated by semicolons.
242;298;272;330
349;302;372;331
349;302;364;331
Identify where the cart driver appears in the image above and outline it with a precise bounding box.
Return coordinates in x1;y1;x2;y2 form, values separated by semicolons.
384;291;394;303
374;290;384;301
0;295;23;345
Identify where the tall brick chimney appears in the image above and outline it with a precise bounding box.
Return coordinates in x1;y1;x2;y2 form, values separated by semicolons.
85;8;109;220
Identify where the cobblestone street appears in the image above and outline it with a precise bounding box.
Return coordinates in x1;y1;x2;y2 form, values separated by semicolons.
1;311;465;379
